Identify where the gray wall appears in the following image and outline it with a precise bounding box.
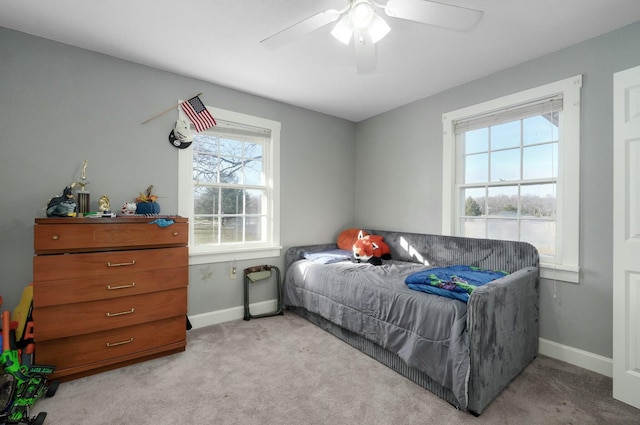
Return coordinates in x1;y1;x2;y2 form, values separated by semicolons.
355;22;640;358
0;28;355;315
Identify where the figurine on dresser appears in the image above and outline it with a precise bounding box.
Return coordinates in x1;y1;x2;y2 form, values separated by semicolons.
98;194;111;213
46;187;77;217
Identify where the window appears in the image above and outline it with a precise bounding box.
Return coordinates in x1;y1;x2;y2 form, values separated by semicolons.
178;106;281;265
442;75;582;282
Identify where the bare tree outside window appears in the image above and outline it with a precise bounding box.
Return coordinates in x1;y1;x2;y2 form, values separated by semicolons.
192;131;268;246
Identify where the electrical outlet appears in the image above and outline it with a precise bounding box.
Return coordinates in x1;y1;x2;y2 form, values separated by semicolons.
229;266;236;280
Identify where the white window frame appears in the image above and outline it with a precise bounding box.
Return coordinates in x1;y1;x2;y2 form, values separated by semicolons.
178;105;281;265
442;75;582;283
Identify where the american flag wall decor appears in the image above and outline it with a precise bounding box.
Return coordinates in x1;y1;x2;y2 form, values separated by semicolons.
181;95;217;132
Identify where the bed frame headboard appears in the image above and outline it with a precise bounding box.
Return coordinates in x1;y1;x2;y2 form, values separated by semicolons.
284;231;539;275
369;230;539;273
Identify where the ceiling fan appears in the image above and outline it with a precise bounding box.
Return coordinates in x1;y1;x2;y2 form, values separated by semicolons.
260;0;484;74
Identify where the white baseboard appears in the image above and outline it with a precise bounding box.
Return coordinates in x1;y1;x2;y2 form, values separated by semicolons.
538;337;612;378
188;309;613;378
188;299;279;329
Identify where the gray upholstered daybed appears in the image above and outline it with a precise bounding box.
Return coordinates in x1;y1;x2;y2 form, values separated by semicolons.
283;230;539;415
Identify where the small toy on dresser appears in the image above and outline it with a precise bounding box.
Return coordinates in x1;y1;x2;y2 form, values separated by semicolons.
121;202;137;215
45;187;77;217
122;185;161;215
135;185;160;214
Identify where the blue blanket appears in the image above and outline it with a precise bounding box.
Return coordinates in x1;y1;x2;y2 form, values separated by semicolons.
405;265;508;302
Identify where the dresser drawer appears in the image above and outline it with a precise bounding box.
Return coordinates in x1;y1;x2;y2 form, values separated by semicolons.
33;247;187;281
34;221;188;254
33;267;187;307
33;288;187;341
35;316;185;371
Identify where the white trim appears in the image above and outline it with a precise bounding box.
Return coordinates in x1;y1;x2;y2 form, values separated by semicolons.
540;263;580;283
178;105;281;264
188;246;282;265
188;299;279;328
442;75;582;280
538;337;612;377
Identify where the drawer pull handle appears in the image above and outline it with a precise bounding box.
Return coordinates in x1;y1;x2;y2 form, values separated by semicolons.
107;282;136;290
106;308;135;317
52;235;59;240
106;337;134;347
107;260;136;267
173;232;178;236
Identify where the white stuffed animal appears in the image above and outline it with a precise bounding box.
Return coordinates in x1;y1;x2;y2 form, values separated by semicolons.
121;202;137;215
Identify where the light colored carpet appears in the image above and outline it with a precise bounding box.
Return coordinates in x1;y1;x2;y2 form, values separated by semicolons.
33;312;640;424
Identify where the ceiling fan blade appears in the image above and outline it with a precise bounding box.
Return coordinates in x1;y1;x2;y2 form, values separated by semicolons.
354;29;376;74
261;9;342;49
384;0;483;32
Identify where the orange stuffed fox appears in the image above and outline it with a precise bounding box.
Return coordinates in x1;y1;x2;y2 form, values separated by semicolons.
352;230;391;265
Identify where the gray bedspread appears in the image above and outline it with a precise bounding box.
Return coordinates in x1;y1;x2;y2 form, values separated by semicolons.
284;259;471;408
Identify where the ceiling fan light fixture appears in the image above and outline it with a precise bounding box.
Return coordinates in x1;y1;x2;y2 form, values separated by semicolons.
261;0;485;74
350;0;375;29
332;0;390;46
368;13;391;43
331;14;353;45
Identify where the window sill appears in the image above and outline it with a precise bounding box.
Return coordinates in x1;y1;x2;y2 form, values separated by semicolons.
540;263;579;283
188;245;282;265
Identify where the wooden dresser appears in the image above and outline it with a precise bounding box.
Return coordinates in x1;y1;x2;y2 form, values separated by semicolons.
32;216;188;381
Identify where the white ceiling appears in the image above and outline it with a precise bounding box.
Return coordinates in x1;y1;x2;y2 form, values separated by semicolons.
2;0;640;122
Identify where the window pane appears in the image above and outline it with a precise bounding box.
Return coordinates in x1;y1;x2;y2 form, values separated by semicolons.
491;121;520;150
521;219;555;256
245;189;264;215
487;186;518;216
221;188;243;214
194;186;218;215
487;219;518;241
221;217;242;243
465;153;488;183
181;108;280;253
194;217;218;245
246;216;264;242
490;148;520;182
465;128;488;154
523;113;558;145
244;143;264;186
463;218;485;238
219;138;243;184
193;152;219;183
220;137;243;156
463;187;485;216
523;143;558;180
194;134;218;154
521;184;556;218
